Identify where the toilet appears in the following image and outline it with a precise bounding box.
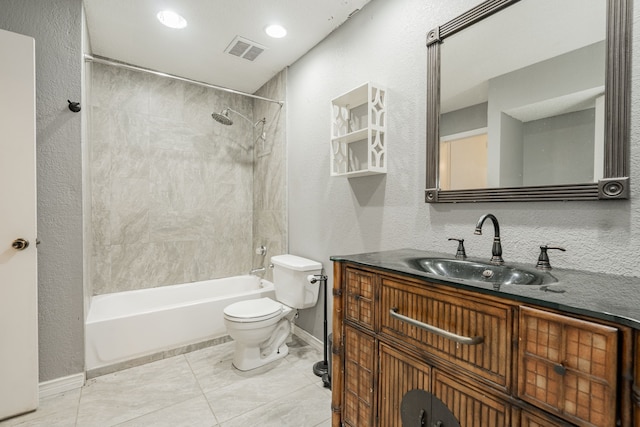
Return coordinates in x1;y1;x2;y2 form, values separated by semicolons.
223;254;323;371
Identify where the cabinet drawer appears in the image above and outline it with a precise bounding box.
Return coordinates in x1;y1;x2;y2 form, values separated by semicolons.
378;343;431;427
433;369;511;426
380;276;513;389
343;324;376;427
345;267;376;330
520;408;574;427
518;306;618;427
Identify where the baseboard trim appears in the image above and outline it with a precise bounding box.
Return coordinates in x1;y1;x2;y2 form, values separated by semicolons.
39;372;85;399
293;326;324;353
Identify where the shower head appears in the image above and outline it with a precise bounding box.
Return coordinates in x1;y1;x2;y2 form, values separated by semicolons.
212;109;233;126
212;107;265;128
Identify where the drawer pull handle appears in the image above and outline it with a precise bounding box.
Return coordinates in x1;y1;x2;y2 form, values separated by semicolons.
390;308;484;345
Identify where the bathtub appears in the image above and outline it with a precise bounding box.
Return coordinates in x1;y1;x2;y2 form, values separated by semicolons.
85;275;275;370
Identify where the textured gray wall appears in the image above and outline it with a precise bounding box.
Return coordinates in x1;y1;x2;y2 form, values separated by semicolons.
287;0;640;339
0;0;85;381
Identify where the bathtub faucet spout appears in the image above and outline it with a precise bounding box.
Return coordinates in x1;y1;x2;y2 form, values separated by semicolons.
249;267;266;275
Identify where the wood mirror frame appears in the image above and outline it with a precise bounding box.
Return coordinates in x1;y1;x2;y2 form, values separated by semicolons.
425;0;631;203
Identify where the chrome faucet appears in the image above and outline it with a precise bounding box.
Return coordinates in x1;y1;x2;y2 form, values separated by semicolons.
249;267;266;275
474;213;504;265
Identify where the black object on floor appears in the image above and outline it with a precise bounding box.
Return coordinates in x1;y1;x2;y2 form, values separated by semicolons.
311;274;330;380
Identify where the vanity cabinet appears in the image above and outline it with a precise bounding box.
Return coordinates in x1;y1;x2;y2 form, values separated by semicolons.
331;261;636;427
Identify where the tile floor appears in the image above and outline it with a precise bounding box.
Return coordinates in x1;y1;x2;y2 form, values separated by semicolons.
1;336;332;427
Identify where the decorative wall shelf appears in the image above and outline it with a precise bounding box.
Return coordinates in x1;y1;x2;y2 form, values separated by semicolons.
330;82;386;177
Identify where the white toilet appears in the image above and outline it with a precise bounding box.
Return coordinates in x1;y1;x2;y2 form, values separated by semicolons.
223;254;323;371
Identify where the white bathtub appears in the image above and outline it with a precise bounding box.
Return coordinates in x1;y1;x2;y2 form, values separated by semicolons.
85;275;275;370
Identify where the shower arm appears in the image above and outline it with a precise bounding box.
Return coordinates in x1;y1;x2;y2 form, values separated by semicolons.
224;108;265;127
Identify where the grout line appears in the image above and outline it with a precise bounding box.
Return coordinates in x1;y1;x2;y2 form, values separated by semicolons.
184;351;222;426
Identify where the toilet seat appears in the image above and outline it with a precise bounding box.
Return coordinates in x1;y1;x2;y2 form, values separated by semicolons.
223;297;283;323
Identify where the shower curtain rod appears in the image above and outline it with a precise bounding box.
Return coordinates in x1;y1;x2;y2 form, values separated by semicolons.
83;54;285;106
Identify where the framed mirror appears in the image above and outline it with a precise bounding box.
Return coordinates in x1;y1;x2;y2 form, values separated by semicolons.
425;0;631;203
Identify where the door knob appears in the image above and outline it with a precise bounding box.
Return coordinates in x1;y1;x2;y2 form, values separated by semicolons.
11;238;29;251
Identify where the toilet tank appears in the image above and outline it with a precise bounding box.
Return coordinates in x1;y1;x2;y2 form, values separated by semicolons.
271;254;322;309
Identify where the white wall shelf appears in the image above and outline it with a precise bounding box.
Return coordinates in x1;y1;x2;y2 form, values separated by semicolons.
330;82;386;177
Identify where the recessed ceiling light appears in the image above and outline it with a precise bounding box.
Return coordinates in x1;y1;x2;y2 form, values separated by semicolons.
157;10;187;29
265;24;287;38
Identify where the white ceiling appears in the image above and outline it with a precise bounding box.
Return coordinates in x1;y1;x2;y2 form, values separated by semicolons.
83;0;371;94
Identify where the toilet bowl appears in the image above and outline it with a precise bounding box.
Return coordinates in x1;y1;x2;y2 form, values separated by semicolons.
224;297;295;371
223;254;322;371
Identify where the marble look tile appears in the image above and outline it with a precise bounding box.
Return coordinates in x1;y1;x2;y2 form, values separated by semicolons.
148;74;185;121
109;177;150;245
5;335;328;427
186;239;241;282
148;149;215;213
148;117;200;153
185;342;258;393
90;244;112;295
89;62;286;296
218;383;331;427
182;84;217;133
0;389;80;427
110;242;191;290
207;212;253;277
117;395;218;427
148;211;215;242
285;338;324;374
109;113;150;180
91;63;149;113
253;210;286;252
76;356;201;426
90;189;111;247
203;359;315;423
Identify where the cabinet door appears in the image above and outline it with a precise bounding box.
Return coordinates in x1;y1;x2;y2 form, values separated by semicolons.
378;343;431;427
433;369;511;426
518;306;618;427
345;268;376;330
635;330;640;427
380;277;513;389
343;324;376;427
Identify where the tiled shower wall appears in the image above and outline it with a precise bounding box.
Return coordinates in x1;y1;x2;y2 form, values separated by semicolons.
252;71;287;282
89;62;284;295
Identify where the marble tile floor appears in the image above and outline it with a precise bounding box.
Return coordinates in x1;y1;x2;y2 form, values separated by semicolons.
1;336;332;427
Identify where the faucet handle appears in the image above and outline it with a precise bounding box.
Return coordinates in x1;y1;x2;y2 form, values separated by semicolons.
536;245;566;270
448;238;467;259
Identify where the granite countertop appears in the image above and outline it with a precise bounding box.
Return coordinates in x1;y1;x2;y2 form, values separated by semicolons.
330;248;640;330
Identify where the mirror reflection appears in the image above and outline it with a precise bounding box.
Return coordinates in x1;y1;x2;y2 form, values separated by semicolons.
439;0;606;191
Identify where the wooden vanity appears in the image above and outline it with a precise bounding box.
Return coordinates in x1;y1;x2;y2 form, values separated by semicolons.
330;252;640;427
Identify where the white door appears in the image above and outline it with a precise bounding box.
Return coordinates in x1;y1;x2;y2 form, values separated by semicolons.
0;28;38;420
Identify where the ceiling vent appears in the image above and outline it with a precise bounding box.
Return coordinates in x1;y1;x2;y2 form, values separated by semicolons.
224;36;266;61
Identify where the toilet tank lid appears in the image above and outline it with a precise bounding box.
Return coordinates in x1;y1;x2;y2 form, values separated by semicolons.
271;254;322;271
